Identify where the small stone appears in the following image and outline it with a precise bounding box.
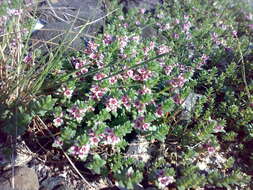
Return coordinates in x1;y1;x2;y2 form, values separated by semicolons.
0;166;39;190
181;92;203;121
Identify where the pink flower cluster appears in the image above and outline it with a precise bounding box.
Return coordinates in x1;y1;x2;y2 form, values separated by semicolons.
101;128;120;145
169;74;187;88
103;34;113;45
156;169;175;188
134;116;150;131
90;85;108;100
7;9;22;16
132;67;153;81
121;95;131;110
71;57;88;76
69;144;90;160
93;72;107;81
67;106;87;122
156;45;171;55
106;98;121;112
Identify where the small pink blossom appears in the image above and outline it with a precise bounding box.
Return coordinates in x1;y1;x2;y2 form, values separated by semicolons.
214;125;224;133
93;73;107;81
135;21;141;25
158;176;175;187
118;15;124;20
106;98;120;112
170;74;186;88
89;136;100;146
52;137;63;148
134;116;150;131
155;105;163;118
207;146;216;154
23;55;33;64
53;117;64;127
157;45;171;54
164;65;173;75
122;96;131;109
103;34;113;45
109;76;118;84
173;33;179;39
63;89;73;98
138;86;152;95
140;8;146;14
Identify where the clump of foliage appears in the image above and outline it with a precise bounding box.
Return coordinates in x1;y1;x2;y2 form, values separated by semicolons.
1;0;253;189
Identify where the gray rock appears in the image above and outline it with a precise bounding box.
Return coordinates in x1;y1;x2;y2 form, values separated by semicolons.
126;136;151;163
40;176;73;190
0;166;39;190
30;0;105;51
120;0;162;11
181;92;203;121
30;22;89;51
0;141;33;170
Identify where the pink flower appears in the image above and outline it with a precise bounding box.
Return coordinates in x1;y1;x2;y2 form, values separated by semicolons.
90;85;107;100
63;88;73;99
52;137;63;148
88;41;99;51
158;176;175;187
173;94;183;105
103;34;113;45
214;125;224;133
102;128;120;145
89;136;100;146
157;45;171;54
134;117;150;131
93;73;107;81
122;96;131;109
119;36;129;49
134;101;146;113
106;98;120;112
69;144;90;160
132;35;140;43
232;30;237;37
118;15;124;20
67;106;86;122
138;86;152;95
108;76;118;84
164;65;173;75
207;146;216;154
135;21;141;25
78;145;90;159
173;33;179;39
170;74;186;88
123;23;129;28
53;117;63;127
140;8;146;14
174;19;180;24
7;9;22;16
23;55;33;64
155;105;163;118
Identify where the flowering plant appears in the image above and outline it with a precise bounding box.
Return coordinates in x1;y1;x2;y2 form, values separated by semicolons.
2;0;253;189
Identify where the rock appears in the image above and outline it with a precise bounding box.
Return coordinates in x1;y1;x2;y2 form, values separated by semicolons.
30;0;106;51
181;92;203;121
126;135;151;163
0;166;39;190
0;140;33;170
120;0;162;11
40;176;73;190
30;22;89;51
